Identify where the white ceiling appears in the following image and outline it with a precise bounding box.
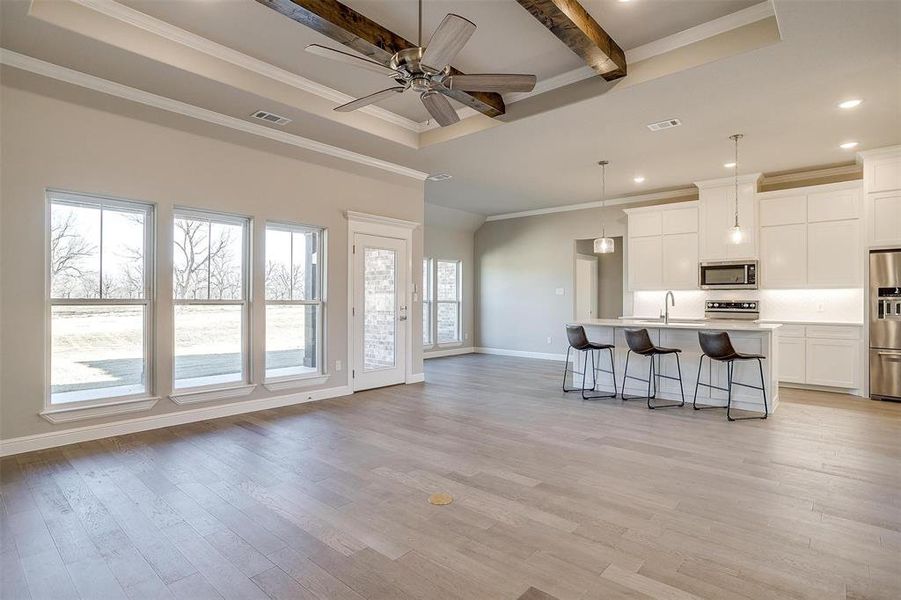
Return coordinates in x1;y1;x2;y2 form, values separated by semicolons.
1;0;899;216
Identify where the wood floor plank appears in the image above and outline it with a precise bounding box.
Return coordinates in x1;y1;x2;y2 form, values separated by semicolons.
1;355;899;600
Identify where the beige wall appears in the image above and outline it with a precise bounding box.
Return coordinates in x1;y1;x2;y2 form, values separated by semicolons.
0;71;424;441
474;206;630;356
423;204;484;352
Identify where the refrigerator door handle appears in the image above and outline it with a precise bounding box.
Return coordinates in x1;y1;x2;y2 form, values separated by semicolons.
877;351;901;357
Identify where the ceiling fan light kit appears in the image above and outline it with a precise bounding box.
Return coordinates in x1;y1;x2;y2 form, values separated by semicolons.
305;1;536;127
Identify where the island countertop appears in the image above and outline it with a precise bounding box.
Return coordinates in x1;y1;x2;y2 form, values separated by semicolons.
568;318;782;332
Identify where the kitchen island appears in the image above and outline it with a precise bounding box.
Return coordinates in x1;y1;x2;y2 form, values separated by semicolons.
568;319;781;414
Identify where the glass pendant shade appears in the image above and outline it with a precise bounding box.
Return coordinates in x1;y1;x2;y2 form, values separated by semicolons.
594;236;615;254
729;224;744;244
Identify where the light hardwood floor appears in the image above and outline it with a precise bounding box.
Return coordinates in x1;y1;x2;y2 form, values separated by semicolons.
2;354;900;600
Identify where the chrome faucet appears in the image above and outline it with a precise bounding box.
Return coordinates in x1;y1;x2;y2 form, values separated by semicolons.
664;291;675;324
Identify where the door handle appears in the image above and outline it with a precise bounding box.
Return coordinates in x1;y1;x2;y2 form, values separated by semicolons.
877;351;901;357
398;305;407;321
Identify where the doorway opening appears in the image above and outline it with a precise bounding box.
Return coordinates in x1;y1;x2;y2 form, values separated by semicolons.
574;237;623;320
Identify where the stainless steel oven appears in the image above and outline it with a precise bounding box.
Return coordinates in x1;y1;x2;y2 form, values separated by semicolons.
699;260;758;290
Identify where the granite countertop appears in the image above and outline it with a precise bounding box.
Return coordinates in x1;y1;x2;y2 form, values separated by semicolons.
571;318;782;331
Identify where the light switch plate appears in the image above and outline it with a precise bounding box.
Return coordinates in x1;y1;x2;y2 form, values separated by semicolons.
555;288;565;296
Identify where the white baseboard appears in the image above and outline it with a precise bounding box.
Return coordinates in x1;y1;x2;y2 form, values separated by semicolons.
424;346;475;359
0;385;351;457
406;373;425;383
780;382;866;398
475;347;567;361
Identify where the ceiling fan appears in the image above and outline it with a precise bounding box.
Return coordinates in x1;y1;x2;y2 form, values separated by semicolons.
304;0;537;127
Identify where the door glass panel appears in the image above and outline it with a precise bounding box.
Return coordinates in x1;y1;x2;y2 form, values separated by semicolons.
363;247;396;371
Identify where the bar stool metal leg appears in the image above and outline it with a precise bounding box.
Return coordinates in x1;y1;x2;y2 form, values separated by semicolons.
563;347;595;393
726;358;768;421
622;351;684;408
581;348;617;400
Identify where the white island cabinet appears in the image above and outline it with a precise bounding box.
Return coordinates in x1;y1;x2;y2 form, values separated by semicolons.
567;319;780;414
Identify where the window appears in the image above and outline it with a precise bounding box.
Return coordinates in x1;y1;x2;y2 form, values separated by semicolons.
48;192;154;405
436;260;461;344
173;210;249;389
422;257;433;346
264;223;324;380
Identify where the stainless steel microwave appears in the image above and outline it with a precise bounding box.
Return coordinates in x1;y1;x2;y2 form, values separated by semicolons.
699;260;758;290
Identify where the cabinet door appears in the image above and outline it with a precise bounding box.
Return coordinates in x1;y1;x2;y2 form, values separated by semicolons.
699;185;757;260
778;337;805;383
662;233;698;289
760;224;807;288
866;155;901;193
807;189;860;222
629;211;662;237
868;192;901;246
628;236;662;291
661;207;698;235
805;338;859;388
808;220;861;287
759;195;806;227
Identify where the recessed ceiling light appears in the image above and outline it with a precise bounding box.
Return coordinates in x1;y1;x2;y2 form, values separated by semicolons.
426;173;453;181
838;99;862;109
724;162;736;168
839;141;859;150
633;176;645;183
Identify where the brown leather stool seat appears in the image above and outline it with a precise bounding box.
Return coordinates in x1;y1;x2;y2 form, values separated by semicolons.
562;325;617;400
693;331;768;421
621;328;685;409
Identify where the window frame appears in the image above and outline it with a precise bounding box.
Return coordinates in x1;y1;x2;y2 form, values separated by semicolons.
172;207;251;391
263;220;327;384
423;258;463;348
422;257;433;349
45;189;156;409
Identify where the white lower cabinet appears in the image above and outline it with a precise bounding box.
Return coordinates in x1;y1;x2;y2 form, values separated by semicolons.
778;336;806;384
775;325;861;389
805;338;859;388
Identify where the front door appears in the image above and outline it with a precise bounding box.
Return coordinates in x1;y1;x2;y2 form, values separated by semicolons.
353;233;407;391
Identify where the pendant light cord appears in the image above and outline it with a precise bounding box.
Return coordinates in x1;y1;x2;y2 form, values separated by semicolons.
730;133;743;228
418;0;422;46
599;160;608;237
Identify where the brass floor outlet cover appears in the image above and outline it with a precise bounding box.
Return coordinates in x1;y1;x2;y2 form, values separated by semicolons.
428;492;453;505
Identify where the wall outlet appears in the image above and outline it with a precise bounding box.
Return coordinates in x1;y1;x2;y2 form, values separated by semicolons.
555;288;565;296
547;336;552;344
335;360;342;371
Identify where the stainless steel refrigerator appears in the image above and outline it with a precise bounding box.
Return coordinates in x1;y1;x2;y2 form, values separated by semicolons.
870;249;901;401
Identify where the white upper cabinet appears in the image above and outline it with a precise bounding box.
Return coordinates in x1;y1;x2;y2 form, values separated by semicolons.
758;181;862;289
760;224;807;288
696;176;759;261
860;146;901;247
662;233;699;289
625;203;698;291
808;219;862;286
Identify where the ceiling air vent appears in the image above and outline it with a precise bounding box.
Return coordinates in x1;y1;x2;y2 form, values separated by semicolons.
426;173;453;182
646;118;682;131
251;110;291;126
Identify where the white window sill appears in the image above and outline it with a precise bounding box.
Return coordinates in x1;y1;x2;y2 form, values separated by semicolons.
40;396;160;424
263;374;329;392
436;342;464;348
169;384;256;405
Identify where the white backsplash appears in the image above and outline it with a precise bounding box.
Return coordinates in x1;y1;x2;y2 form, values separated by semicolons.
632;289;864;323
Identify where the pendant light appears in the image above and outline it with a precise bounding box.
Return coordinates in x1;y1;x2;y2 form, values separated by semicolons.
728;133;744;245
593;160;615;254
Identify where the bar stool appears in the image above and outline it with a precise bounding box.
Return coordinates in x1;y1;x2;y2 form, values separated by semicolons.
562;325;617;400
621;328;685;409
693;331;768;421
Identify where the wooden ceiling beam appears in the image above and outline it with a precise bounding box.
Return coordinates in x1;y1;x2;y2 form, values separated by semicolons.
515;0;626;81
255;0;505;118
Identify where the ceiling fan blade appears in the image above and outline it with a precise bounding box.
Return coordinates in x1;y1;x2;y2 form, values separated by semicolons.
420;91;460;127
444;74;537;93
334;87;405;112
306;44;400;77
420;14;476;72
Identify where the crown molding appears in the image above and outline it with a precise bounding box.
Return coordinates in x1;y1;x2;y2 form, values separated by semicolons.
0;50;429;181
483;187;698;222
760;163;861;187
69;0;429;133
694;173;763;189
856;145;901;162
